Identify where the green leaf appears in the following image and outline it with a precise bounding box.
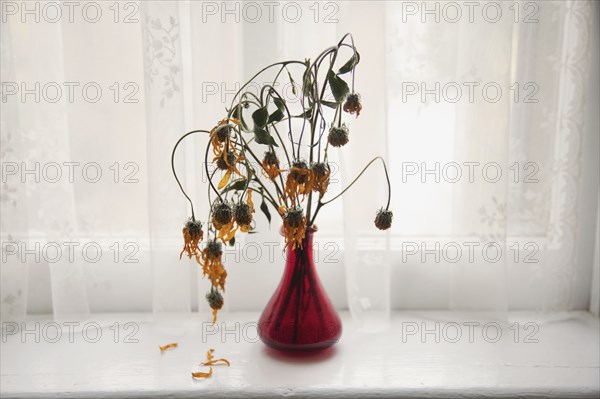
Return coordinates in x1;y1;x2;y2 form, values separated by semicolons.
228;236;235;246
233;108;251;133
222;179;248;192
254;128;278;146
240;117;251;133
327;71;350;103
273;97;286;112
320;100;338;109
303;74;313;97
268;109;284;124
287;69;297;96
338;52;360;74
293;108;313;119
302;60;313;97
260;197;271;226
252;107;269;128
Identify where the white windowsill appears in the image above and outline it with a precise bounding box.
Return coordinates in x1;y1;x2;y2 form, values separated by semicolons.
1;311;598;398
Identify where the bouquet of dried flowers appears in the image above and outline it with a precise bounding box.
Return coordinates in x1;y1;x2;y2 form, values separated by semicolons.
172;34;392;323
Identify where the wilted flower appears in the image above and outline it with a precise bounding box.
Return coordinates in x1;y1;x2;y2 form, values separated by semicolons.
234;201;253;232
214;148;245;189
262;150;281;180
343;93;362;117
311;162;330;195
205;240;223;259
216;150;236;171
206;289;224;323
211;200;233;230
374;208;393;230
328;125;349;147
282;206;307;250
180;218;204;259
200;240;227;309
285;160;313;204
210;120;231;154
214;124;231;143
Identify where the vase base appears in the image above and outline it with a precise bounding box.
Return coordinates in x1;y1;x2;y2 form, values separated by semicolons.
259;336;340;352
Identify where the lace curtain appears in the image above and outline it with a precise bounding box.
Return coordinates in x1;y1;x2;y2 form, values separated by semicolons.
1;1;598;323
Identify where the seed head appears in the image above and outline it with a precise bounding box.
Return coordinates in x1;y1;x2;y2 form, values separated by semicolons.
343;93;362;117
216;151;236;170
328;125;349;147
212;201;232;229
285;207;305;229
234;202;253;226
289;159;309;183
263;151;279;166
205;240;223;259
374;208;393;230
215;124;231;142
206;289;224;310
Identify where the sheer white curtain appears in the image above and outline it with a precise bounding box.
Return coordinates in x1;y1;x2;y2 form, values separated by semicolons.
1;1;598;323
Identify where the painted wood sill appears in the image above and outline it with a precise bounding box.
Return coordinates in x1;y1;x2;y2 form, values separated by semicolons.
1;311;598;398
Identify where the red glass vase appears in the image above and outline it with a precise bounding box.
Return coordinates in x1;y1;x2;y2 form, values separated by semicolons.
258;228;342;351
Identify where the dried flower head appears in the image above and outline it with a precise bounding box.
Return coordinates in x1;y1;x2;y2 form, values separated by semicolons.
262;150;281;180
374;208;393;230
215;149;246;190
206;288;224;323
216;150;236;171
283;206;307;250
211;201;233;230
311;162;330;195
206;289;224;313
210;120;231;155
180;218;204;259
263;150;278;166
328;125;349;147
285;160;314;204
289;160;309;183
215;124;231;142
234;202;253;229
205;239;223;259
343;93;362;117
199;240;227;320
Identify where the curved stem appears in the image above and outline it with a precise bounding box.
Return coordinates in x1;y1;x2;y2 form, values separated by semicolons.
310;156;391;226
204;131;223;202
171;129;211;220
227;61;306;113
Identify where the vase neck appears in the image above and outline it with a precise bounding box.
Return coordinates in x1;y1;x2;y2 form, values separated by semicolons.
285;229;315;270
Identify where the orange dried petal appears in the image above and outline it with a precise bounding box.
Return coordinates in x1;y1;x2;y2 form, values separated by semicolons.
159;342;178;353
218;169;233;189
201;358;231;367
247;190;254;210
191;367;213;379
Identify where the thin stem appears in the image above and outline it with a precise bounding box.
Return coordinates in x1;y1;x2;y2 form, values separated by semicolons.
307;47;340;221
261;84;295;158
321;156;391;207
310;157;391;226
171;129;211;220
227;61;306;113
204;131;223;202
